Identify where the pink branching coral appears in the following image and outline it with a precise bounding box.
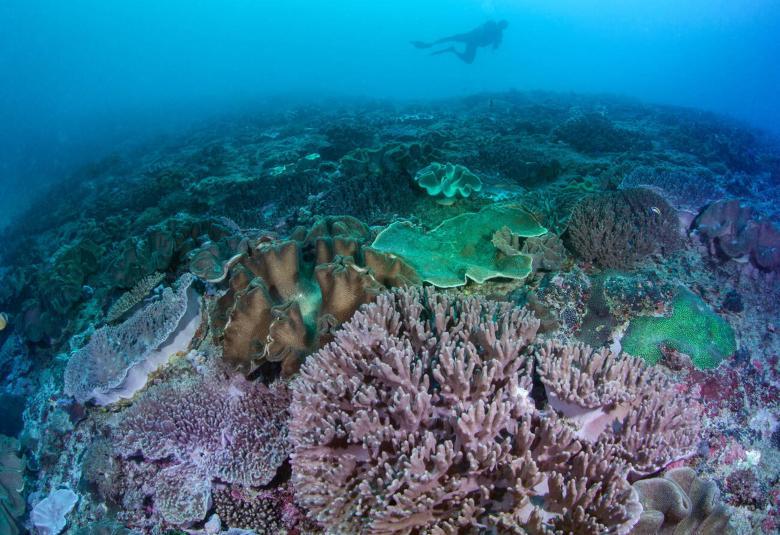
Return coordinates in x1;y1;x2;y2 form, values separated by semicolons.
290;288;698;534
537;342;701;480
111;370;290;526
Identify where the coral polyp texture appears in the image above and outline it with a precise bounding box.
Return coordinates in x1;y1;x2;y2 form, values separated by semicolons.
108;370;290;526
620;288;736;369
290;287;700;533
371;203;548;287
64;273;200;405
566;188;680;269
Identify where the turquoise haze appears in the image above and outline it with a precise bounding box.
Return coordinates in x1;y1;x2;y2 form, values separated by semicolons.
1;0;779;224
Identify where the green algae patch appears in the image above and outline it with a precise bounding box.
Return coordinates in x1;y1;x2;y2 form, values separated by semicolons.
621;288;736;369
371;204;547;288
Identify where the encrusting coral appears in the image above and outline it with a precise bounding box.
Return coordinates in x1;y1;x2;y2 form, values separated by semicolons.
214;215;419;376
631;467;733;534
290;287;699;534
620;288;736;369
107;370;290;526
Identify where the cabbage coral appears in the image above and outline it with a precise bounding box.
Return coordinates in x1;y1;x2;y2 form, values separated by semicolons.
290;288;699;533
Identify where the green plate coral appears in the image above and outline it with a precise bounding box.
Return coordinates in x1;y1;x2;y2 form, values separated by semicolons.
371;204;547;288
621;288;736;369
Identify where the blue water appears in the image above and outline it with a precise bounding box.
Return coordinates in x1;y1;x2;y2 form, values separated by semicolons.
1;0;779;225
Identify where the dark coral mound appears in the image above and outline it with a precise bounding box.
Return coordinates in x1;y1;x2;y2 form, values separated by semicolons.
566;188;680;269
554;112;650;154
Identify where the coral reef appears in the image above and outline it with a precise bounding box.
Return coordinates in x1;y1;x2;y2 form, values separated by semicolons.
620;288;736;369
555;112;649;154
106;370;290;527
30;488;78;535
0;435;25;535
695;199;780;271
413;162;483;200
632;467;732;534
291;287;699;533
566;188;680;269
64;273;200;405
372;203;548;287
1;91;779;533
215;216;418;376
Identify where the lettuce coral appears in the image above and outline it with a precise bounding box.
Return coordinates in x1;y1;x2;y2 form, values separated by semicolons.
413;162;483;199
371;203;548;288
620;288;736;369
290;288;699;533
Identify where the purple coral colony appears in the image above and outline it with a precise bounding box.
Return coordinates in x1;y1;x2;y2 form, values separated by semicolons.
2;93;780;535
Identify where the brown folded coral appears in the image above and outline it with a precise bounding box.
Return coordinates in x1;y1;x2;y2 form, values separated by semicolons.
631;467;733;534
215;216;419;376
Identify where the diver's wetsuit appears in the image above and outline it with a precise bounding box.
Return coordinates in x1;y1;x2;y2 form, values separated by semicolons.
412;20;508;64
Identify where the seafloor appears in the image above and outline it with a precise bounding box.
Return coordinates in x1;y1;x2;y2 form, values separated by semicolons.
0;91;778;534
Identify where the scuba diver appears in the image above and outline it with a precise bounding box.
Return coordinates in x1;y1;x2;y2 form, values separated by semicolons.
411;20;508;64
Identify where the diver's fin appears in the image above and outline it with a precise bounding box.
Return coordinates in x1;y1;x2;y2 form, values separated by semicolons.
430;46;456;56
411;41;432;49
